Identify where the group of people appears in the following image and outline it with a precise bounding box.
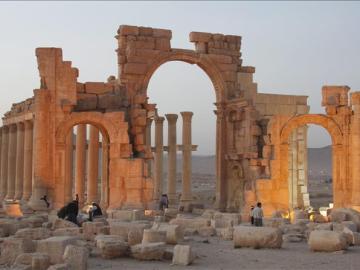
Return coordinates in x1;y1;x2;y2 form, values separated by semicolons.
250;202;264;226
57;194;103;226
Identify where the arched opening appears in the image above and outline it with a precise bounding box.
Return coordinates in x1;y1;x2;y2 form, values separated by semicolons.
280;114;343;212
147;61;217;209
63;123;110;210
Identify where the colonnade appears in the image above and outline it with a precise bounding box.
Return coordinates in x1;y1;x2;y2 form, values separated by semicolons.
148;111;196;207
64;124;109;208
0;121;34;203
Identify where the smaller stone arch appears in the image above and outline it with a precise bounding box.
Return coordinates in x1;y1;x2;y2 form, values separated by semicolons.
280;114;343;145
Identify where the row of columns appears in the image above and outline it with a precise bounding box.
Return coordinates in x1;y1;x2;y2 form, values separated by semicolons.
0;121;34;203
149;111;195;207
64;124;109;207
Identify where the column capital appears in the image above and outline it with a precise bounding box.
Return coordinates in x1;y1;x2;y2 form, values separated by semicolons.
180;111;193;121
154;116;165;124
165;114;178;123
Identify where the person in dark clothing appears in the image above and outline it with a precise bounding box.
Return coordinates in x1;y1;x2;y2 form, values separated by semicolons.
159;194;169;211
40;195;50;208
88;202;103;221
65;200;79;225
57;205;67;219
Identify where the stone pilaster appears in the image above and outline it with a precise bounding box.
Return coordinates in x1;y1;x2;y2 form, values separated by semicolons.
165;114;178;205
100;139;109;209
14;122;25;200
6;124;17;200
87;125;99;204
64;128;73;203
154;116;164;203
180;112;193;205
145;118;153;177
22;121;33;201
0;127;9;201
75;124;86;206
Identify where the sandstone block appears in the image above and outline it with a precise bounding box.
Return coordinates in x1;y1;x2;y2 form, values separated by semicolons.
189;32;212;43
172;245;194;266
95;235;126;249
15;227;51;240
83;222;104;241
333;221;357;232
142;229;166;244
52;219;78;230
169;217;211;232
0;237;35;265
264;218;289;228
308;230;348;252
152;223;183;244
291;210;309;224
53;227;81;237
233;226;283;249
31;253;50;270
217;227;234;240
128;226;144;246
198;226;216;237
118;25;139;36
131;242;166;261
84;82;113;94
329;208;360;230
63;245;89;270
21;217;44;228
153;28;172;38
100;241;129;259
124;63;148;75
283;233;304;243
98;93;122;110
76;93;97;111
37;236;78;264
47;264;70;270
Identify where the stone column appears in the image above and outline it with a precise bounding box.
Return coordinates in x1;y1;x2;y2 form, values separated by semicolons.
100;139;109;209
28;89;51;211
0;127;9;201
14;122;25;200
180;112;193;204
351;93;360;207
87;126;99;204
154;116;164;203
75;124;86;206
145;118;153;177
6;124;17;200
64;128;74;204
166;114;178;205
22;121;33;201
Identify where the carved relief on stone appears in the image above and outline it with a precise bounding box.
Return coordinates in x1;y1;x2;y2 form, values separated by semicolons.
226;162;245;212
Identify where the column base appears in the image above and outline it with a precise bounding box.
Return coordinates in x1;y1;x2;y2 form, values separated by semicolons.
28;187;49;211
179;199;193;212
19;200;35;215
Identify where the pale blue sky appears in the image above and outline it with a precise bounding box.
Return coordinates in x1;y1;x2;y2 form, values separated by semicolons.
1;1;359;154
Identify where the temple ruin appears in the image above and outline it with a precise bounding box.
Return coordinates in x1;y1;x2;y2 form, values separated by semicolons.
0;25;359;217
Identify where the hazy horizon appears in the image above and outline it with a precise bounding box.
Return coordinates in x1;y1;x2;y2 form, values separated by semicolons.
1;1;359;154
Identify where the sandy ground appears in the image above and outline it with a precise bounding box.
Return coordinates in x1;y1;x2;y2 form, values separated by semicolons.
88;235;360;270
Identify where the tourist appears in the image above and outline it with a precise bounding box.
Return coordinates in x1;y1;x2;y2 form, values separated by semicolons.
159;194;169;211
40;195;50;208
65;200;79;225
253;202;264;227
250;205;255;225
88;202;103;221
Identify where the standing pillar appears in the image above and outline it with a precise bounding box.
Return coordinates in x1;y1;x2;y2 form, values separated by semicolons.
87;126;99;204
0;127;9;201
351;93;360;208
75;124;86;206
165;114;178;205
154;116;164;203
180;112;193;205
22;121;33;201
100;139;109;209
145;118;153;177
28;89;51;211
14;122;25;200
6;124;17;200
64;128;74;203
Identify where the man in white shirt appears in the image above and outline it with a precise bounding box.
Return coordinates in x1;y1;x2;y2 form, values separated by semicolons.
252;202;264;227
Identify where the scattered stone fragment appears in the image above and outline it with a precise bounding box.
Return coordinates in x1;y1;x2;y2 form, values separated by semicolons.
172;244;195;266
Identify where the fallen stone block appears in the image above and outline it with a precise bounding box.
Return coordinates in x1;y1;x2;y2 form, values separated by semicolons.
37;236;78;264
283;233;304;243
0;237;35;265
198;226;216;237
342;227;360;246
100;241;129;259
31;253;50;270
315;223;332;231
131;242;166;261
109;221;150;242
142;229;166;244
164;208;178;221
233;226;283;249
107;209;144;221
169;217;211;232
201;209;217;219
52;219;78;230
329;208;360;230
53;227;81;237
152;223;183;244
15;228;51;240
291;210;308;224
263;218;289;228
95;235;126;249
83;221;105;241
63;245;89;270
333;221;357;233
47;264;70;270
217;227;234;240
308;230;348;252
172;244;194;266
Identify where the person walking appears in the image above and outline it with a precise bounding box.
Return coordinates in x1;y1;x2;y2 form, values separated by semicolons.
159;194;169;211
250;205;255;225
253;202;264;227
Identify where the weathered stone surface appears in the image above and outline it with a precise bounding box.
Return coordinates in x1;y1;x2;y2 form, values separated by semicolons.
142;229;166;244
109;221;150;242
100;241;129;259
198;226;216;237
37;236;78;264
63;245;89;270
15;227;51;240
0;237;35;265
47;264;70;270
308;230;348;252
169;217;211;232
131;242;166;261
233;226;283;249
217;227;234;240
283;233;304;243
83;221;105;241
53;227;81;237
52;219;78;230
31;253;50;270
152;223;183;244
94;235;126;249
330;208;360;230
333;221;357;232
172;244;194;266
